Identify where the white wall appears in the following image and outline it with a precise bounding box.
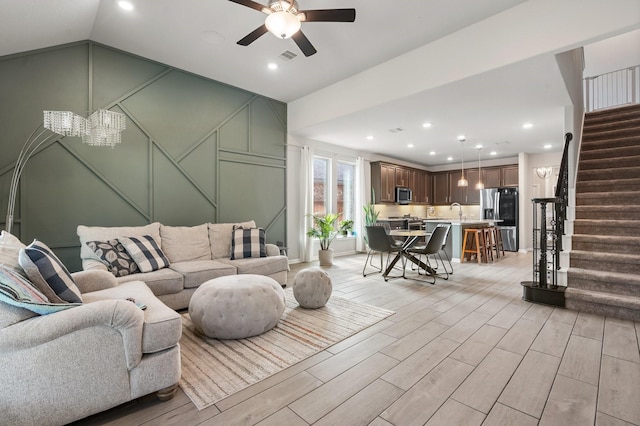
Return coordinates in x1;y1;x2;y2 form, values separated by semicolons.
519;151;563;252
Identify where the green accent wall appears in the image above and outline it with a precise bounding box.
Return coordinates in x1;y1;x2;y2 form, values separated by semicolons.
0;42;287;271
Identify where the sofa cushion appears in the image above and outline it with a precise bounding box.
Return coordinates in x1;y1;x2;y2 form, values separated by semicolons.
160;224;211;263
220;255;289;277
82;280;182;354
208;221;256;259
19;240;83;304
0;264;81;315
86;239;140;277
230;227;266;260
0;231;27;278
169;260;237;289
116;268;184;296
120;235;170;273
77;222;161;271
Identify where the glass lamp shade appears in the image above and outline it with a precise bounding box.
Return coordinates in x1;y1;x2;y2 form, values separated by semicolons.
458;176;468;187
475;181;485;190
265;11;301;39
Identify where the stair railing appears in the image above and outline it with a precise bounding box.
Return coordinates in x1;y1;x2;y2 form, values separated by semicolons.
584;65;640;112
522;133;572;305
554;132;573;258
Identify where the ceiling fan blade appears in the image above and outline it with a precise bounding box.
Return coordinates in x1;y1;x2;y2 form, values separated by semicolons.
300;9;356;22
228;0;268;13
292;30;317;57
237;24;269;46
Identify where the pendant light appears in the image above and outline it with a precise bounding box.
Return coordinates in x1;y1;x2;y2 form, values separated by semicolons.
475;145;484;190
457;136;468;187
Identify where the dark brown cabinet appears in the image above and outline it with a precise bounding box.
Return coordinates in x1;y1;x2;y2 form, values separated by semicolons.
483;167;502;188
432;172;451;204
395;167;410;188
466;169;481;204
371;162;431;204
502;165;519;187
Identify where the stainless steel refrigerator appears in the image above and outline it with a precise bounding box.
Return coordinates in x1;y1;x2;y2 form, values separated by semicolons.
480;187;519;251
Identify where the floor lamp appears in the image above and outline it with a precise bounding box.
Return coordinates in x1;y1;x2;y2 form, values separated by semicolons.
4;109;126;234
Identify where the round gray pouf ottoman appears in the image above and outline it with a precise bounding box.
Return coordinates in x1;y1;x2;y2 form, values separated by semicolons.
188;274;286;339
292;267;332;309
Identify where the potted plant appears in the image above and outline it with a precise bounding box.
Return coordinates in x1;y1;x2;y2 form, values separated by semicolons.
363;203;379;245
339;219;354;236
306;212;339;266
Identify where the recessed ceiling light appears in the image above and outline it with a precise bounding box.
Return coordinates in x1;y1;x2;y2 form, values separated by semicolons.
490;151;497;156
523;122;533;129
447;156;453;161
429;151;436;155
118;1;134;11
422;122;432;128
544;144;552;149
407;144;414;148
267;63;278;70
366;135;374;140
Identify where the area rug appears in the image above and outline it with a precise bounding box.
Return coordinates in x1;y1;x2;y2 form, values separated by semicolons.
179;287;394;410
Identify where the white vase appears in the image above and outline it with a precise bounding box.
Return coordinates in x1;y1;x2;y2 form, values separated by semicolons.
318;248;334;266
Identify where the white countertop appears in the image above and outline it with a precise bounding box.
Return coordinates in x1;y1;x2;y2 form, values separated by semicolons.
424;218;502;225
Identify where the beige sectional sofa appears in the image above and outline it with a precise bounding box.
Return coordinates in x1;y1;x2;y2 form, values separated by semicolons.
77;221;288;310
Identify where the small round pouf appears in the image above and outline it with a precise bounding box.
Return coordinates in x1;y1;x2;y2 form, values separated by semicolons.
292;267;332;309
189;274;285;339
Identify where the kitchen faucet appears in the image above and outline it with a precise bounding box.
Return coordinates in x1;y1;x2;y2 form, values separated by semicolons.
450;202;463;221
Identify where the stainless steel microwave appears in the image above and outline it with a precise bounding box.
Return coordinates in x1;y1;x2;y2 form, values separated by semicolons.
396;187;412;204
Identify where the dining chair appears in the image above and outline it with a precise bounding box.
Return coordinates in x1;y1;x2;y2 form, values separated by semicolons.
406;225;450;283
365;225;405;281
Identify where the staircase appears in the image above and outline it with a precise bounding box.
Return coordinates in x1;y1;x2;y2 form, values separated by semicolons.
565;103;640;321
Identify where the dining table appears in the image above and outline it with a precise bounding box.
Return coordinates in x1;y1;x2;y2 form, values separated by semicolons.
384;229;434;279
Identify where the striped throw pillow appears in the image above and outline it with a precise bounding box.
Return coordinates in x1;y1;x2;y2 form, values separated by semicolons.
19;240;83;304
119;235;170;273
0;264;81;315
230;227;266;260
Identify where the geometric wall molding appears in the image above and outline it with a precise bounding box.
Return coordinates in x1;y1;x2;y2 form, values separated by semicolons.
0;41;287;271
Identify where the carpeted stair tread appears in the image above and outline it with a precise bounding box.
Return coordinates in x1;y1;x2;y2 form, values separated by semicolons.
567;267;640;297
578;166;640;181
571;236;640;256
581;126;640;142
573;219;640;235
576;190;640;205
565;287;640;322
575;205;640;220
579;154;640;170
579;144;640;161
576;178;640;193
584;115;640;132
570;249;640;272
584;103;640;123
581;135;640;151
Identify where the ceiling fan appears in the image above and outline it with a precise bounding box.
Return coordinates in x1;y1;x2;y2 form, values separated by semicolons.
229;0;356;57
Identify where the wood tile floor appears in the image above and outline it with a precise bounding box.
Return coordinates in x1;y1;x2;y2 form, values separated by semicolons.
75;252;640;426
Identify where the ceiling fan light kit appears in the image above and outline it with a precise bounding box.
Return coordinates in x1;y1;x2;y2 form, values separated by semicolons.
229;0;355;57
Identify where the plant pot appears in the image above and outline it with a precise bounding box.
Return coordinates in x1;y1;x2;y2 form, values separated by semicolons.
318;248;334;266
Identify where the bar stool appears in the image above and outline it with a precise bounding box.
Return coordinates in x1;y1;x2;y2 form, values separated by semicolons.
482;227;494;262
462;228;487;264
491;227;505;258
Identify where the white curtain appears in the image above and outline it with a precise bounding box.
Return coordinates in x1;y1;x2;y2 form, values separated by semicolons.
355;156;367;252
300;146;315;262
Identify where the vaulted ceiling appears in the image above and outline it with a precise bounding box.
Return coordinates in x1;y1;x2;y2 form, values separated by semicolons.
1;0;638;166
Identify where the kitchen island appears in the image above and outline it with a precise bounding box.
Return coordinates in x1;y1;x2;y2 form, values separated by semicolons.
423;219;502;262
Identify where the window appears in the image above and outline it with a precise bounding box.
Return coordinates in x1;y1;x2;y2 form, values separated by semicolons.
337;161;355;222
312;156;357;229
312;157;329;215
